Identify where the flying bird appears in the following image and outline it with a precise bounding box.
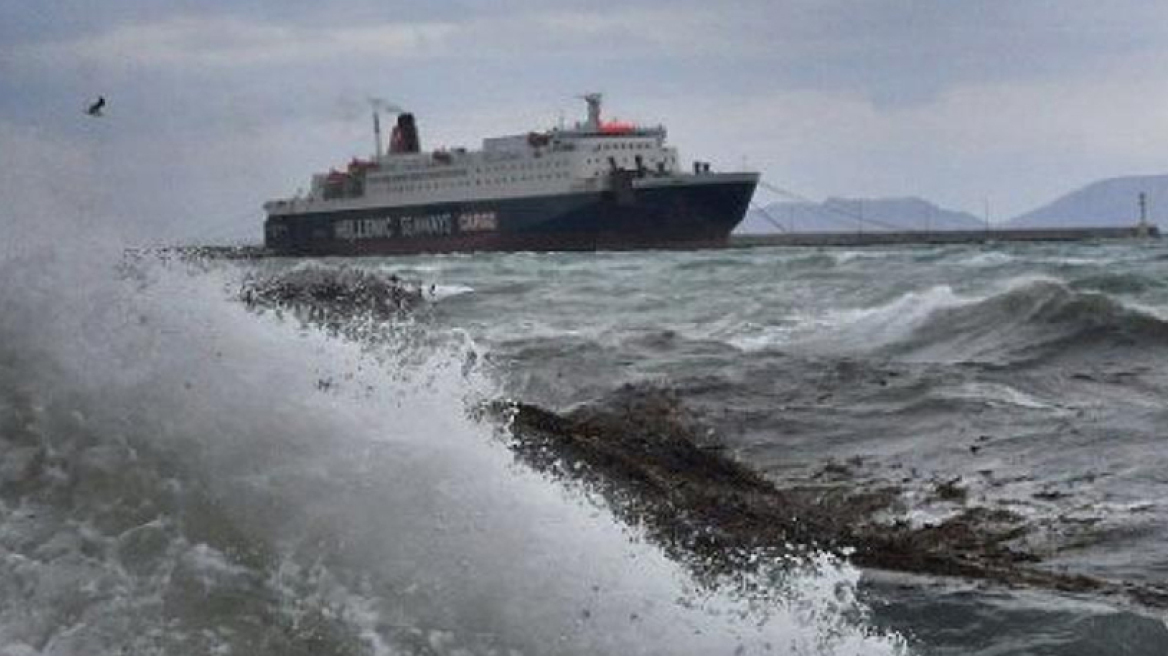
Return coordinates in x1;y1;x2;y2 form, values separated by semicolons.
86;96;106;117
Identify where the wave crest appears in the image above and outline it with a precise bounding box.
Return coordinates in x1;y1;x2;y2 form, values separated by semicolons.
886;278;1168;364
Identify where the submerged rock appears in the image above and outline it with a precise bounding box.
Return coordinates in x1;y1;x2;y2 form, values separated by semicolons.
490;386;1168;608
241;265;425;318
239;265;430;344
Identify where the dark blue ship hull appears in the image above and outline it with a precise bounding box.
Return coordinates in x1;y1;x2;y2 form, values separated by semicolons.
264;176;757;255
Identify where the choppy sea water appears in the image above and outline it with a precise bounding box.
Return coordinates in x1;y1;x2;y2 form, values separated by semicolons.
3;239;1168;654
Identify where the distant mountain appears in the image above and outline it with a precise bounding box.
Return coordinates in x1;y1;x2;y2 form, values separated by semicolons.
1006;175;1168;228
737;196;984;234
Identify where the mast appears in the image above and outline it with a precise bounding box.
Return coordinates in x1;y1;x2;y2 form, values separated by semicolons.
582;93;602;131
373;109;383;159
369;97;400;159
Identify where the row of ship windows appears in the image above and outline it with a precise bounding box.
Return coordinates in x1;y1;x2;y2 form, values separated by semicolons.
593;142;653;152
384;159;569;176
584;156;674;165
388;154;663;180
475;160;568;174
376;160;567;185
476;172;570;184
387;172;570;193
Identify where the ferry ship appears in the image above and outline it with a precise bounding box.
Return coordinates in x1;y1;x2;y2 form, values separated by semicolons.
263;94;759;255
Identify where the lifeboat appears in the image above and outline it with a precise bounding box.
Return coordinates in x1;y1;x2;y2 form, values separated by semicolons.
599;121;635;135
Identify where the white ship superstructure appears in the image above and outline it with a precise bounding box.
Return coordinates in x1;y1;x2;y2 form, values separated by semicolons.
268;95;691;212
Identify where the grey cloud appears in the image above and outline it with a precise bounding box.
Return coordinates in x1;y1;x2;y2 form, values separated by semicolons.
4;0;1168;239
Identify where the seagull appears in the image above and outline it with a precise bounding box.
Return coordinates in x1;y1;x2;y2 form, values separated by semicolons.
86;96;106;117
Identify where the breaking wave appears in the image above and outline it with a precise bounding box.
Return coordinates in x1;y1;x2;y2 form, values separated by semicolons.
884;278;1168;364
0;249;907;654
782;277;1168;365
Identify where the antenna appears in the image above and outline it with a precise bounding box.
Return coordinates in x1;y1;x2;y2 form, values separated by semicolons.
577;92;603;130
368;97;403;159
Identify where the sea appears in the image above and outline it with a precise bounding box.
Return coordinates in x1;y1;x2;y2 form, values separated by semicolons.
1;238;1167;655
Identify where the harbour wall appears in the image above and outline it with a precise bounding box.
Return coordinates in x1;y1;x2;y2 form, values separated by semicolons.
729;226;1158;248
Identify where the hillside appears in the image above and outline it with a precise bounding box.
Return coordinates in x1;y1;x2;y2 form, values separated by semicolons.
738;196;983;234
1006;175;1168;228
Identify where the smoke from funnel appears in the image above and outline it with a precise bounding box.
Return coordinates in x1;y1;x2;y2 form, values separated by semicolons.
368;97;403;114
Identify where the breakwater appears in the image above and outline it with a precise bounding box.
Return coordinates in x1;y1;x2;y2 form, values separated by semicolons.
730;225;1158;248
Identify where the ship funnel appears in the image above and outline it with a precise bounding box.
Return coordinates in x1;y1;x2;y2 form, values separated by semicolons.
390;112;421;154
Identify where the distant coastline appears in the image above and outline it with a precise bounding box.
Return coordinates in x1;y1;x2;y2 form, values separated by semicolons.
740;174;1168;235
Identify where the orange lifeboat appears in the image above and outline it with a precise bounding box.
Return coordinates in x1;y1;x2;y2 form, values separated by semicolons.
599;121;635;134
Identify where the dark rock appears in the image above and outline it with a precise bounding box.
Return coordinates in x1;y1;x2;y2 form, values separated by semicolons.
485;394;1168;608
934;477;968;503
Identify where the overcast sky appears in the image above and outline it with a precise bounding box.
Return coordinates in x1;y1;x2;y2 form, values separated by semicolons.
4;0;1168;243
